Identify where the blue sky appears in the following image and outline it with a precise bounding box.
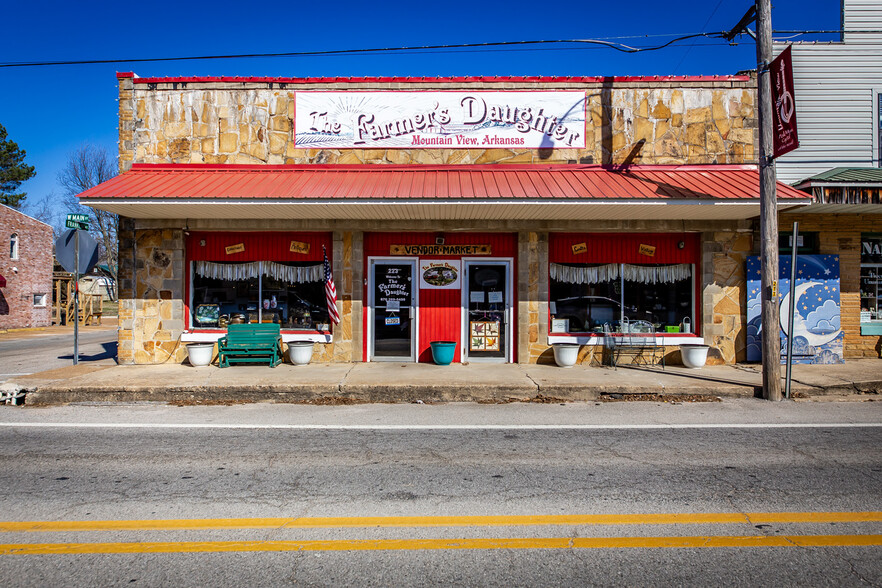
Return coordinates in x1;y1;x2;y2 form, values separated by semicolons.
1;0;841;225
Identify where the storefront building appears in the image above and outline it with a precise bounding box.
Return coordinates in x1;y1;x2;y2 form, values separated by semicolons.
79;72;813;366
771;0;882;359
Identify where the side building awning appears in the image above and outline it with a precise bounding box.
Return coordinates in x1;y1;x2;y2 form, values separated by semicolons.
78;163;813;221
0;274;5;288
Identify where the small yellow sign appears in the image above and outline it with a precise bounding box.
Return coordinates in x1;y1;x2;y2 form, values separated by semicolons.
638;244;656;257
289;240;310;254
572;242;588;255
225;243;245;255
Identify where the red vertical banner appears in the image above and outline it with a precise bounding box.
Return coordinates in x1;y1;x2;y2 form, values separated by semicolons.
771;45;799;158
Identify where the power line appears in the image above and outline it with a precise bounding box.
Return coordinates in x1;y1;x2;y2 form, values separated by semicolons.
0;34;729;69
2;28;872;69
673;0;726;74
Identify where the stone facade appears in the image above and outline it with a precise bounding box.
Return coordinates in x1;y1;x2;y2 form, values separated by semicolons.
0;205;53;330
113;74;760;366
117;77;757;171
703;230;754;364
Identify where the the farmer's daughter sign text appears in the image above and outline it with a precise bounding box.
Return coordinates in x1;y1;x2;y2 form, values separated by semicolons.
295;91;587;149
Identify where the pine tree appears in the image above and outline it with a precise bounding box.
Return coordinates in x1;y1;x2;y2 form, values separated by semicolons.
0;123;36;208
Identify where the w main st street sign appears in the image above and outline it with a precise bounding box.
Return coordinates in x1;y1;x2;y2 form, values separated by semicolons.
65;213;90;230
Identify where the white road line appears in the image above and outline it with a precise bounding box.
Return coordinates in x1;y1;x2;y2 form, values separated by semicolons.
0;422;880;430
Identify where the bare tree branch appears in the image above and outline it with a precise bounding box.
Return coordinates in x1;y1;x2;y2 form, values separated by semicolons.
58;145;118;279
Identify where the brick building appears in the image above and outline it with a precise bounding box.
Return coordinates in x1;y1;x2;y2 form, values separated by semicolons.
0;205;53;330
78;72;821;367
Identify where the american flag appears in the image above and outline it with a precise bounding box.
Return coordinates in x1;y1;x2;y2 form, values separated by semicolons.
323;248;340;324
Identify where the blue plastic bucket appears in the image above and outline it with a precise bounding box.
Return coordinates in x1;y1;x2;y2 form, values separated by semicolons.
430;341;457;365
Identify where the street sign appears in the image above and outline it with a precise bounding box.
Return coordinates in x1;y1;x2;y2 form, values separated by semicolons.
55;229;99;274
66;213;90;230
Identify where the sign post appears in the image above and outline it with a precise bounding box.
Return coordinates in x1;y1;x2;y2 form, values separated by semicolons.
56;221;99;366
74;230;79;364
65;214;90;365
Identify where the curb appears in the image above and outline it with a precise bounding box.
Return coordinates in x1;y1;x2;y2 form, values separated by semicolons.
23;383;761;406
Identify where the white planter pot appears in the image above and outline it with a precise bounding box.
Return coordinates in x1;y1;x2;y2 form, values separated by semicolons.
679;344;709;369
287;341;314;366
552;343;580;368
186;343;215;367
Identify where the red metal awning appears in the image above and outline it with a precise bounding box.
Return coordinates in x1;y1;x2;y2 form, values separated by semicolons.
78;164;813;221
0;274;5;287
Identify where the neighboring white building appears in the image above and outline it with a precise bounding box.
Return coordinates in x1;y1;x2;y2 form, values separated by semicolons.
771;0;882;356
773;0;882;185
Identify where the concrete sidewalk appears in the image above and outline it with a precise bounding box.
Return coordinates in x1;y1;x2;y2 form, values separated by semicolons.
5;358;882;405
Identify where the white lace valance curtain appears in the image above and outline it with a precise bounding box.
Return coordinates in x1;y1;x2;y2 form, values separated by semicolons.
550;262;692;285
195;261;323;283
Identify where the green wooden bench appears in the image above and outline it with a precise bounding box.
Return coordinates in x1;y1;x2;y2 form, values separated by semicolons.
218;323;283;368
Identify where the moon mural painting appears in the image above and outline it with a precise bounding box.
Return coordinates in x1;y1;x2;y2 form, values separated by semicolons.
746;255;844;364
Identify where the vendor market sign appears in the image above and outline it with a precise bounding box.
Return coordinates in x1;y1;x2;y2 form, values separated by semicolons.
295;91;587;149
391;244;491;256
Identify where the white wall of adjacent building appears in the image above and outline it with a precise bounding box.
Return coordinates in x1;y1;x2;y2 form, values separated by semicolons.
773;0;882;185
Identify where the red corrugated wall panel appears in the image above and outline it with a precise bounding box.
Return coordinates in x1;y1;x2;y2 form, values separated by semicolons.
549;232;699;264
187;231;331;262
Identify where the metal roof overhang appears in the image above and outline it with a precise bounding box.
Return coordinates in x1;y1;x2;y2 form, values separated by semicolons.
77;164;813;222
783;202;882;215
79;198;809;221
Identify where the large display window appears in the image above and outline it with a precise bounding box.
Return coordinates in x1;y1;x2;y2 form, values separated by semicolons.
548;233;698;335
186;232;332;332
861;234;882;327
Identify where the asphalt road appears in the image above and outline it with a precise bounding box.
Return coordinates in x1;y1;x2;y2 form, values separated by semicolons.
0;328;117;382
0;402;880;586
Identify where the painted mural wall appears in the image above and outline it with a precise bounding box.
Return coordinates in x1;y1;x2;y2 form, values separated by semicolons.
746;255;844;364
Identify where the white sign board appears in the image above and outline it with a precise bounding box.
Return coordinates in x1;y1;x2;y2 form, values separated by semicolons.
295;91;587;149
419;260;461;290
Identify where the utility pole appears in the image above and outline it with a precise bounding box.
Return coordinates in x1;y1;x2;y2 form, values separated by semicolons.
756;0;782;401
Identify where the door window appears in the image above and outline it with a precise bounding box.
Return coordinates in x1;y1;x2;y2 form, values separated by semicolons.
372;261;415;359
466;264;507;360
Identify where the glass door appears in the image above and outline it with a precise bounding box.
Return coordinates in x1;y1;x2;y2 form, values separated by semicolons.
464;261;511;362
370;259;417;361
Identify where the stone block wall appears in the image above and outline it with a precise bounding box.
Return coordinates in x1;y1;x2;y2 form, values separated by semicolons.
0;206;53;330
117;227;187;364
702;230;754;364
780;212;882;358
518;231;550;364
118;77;757;172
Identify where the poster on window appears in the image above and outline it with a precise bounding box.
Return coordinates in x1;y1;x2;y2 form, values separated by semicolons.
470;321;500;351
419;260;461;289
746;255;843;364
295;91;587;149
374;265;412;308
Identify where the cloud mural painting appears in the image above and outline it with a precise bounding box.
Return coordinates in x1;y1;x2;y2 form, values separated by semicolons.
746;255;844;364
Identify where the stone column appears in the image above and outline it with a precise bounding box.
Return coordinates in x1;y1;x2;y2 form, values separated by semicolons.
117;217;136;364
118;75;135;173
350;231;364;362
702;230;752;364
518;231;549;363
331;231;360;363
130;228;186;364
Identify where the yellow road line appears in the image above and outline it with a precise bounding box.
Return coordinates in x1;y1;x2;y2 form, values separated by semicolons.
1;535;881;555
0;512;880;533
